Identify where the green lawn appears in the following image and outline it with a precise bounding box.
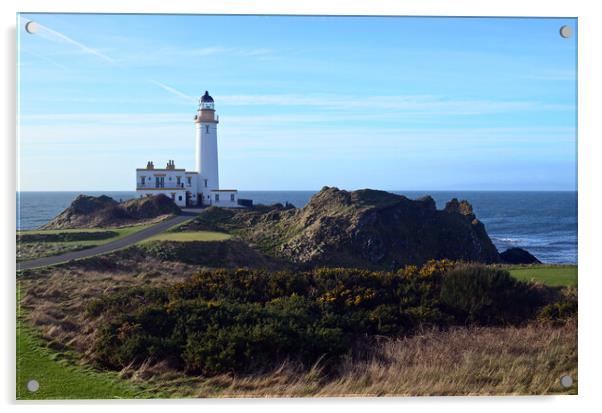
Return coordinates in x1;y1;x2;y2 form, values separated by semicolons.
146;231;231;242
17;224;152;262
16;320;158;399
509;265;577;287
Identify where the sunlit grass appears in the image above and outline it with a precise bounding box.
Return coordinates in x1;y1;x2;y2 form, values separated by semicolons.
16;224;152;262
146;231;231;242
509;265;577;287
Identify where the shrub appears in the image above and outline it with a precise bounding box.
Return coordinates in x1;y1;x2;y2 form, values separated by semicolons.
87;261;552;376
439;265;537;324
538;300;577;322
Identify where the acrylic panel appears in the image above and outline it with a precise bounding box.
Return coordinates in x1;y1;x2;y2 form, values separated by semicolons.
16;13;577;399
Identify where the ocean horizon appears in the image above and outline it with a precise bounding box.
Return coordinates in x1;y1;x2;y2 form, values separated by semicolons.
16;190;577;265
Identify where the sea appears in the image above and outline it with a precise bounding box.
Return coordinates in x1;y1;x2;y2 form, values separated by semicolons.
16;190;577;264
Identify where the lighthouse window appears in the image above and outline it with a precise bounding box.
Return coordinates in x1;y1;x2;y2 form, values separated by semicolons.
205;125;209;133
204;179;208;188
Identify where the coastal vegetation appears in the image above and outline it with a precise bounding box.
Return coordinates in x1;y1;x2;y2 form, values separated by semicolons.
17;314;576;398
17;258;577;398
17;320;154;399
16;191;577;398
16;225;151;262
85;263;573;377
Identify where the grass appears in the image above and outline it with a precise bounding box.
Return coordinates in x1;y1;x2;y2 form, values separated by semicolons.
18;224;151;238
16;279;162;400
17;260;578;398
509;265;577;287
16;224;152;262
16;321;153;399
18;315;576;398
145;231;231;242
111;320;578;397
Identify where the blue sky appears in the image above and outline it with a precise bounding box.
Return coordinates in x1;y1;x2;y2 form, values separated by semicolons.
17;14;577;191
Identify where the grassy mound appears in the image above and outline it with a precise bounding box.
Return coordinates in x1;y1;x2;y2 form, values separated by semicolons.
146;231;231;242
41;194;180;229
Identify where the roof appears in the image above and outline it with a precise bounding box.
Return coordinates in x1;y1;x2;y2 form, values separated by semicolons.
201;90;214;103
136;168;186;172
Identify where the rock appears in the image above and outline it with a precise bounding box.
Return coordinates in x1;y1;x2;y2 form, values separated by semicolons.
444;198;474;217
120;194;181;219
183;187;502;269
500;247;541;264
66;195;118;215
41;194;181;229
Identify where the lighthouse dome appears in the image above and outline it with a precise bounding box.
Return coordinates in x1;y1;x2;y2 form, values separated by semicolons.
200;91;214;103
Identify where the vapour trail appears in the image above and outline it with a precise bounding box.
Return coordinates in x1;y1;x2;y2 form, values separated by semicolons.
19;17;194;102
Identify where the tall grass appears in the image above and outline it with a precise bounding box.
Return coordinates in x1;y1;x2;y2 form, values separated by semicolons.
119;320;576;397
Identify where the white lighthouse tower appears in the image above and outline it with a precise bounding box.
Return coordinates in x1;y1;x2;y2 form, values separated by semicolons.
195;91;219;200
136;90;238;207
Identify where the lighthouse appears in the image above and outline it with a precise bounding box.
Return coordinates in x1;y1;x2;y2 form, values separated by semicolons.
194;91;219;200
135;90;239;207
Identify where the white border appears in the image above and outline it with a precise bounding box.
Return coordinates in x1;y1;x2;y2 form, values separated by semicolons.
2;1;601;412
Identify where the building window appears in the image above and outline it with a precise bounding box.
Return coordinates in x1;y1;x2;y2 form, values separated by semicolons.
205;125;209;134
176;176;181;186
178;195;182;201
187;176;191;186
204;179;208;188
140;176;145;185
171;193;175;200
155;176;164;188
215;194;220;202
230;194;235;201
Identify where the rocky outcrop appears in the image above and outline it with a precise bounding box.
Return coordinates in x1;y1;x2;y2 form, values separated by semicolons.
41;194;180;229
182;187;503;269
500;247;541;264
276;188;501;268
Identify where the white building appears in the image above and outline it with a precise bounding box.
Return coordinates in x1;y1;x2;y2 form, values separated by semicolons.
136;91;239;207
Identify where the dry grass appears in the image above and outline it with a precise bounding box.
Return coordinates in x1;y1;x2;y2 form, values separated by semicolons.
115;320;575;398
17;242;91;262
18;255;200;355
19;257;577;398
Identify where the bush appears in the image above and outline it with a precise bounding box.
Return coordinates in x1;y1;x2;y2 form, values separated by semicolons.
440;265;538;324
87;261;551;375
538;300;577;322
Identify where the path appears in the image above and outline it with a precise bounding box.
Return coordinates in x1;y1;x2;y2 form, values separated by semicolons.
17;209;201;271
